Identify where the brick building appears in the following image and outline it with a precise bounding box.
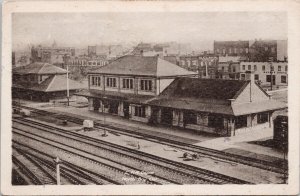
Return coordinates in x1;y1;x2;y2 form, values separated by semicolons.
239;62;288;86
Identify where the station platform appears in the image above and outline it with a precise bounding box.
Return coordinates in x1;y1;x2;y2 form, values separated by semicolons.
21;100;285;161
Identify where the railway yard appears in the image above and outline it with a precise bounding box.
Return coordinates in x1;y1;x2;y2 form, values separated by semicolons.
12;103;288;185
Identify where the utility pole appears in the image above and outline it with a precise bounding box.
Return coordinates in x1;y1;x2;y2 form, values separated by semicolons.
269;58;273;91
54;157;62;185
67;64;70;106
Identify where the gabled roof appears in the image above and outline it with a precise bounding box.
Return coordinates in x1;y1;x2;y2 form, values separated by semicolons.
147;77;286;115
13;62;67;75
88;55;196;77
159;77;249;100
13;75;84;92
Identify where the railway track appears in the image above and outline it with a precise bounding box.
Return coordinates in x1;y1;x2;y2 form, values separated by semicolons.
13;117;250;184
13;105;287;174
13;144;113;185
13;130;164;185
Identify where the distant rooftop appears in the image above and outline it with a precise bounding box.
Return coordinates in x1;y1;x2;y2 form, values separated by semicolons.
13;62;67;75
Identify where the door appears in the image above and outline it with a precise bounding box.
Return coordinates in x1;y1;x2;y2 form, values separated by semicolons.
161;108;173;125
123;102;130;118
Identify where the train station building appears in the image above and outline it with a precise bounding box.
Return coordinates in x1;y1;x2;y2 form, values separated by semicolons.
77;55;286;136
12;62;84;102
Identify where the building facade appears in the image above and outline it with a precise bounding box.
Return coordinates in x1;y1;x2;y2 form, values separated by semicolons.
239;62;288;86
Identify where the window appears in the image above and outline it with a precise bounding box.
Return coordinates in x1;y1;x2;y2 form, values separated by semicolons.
266;75;271;82
184;112;197;125
248;65;251;70
229;48;232;54
240;48;243;53
235;115;247;128
241;74;245;80
271;47;276;53
232;66;236;72
234;48;237;54
255;74;259;80
91;76;101;86
140;79;152;91
281;75;287;83
223;48;226;54
106;77;116;87
271;66;274;72
88;62;92;65
246;48;249;53
242;65;245;70
97;62;100;65
208;115;224;128
134;106;145;117
262;65;265;71
254;65;257;71
222;67;224;71
122;78;133;89
30;75;35;82
257;113;268;124
192;60;197;66
285;66;288;72
278;66;281;71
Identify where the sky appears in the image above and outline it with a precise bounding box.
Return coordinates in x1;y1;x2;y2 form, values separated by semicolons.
12;12;287;51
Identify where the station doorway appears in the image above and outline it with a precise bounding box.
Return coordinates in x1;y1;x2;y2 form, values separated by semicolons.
161;108;173;125
108;100;119;115
123;102;130;118
93;99;100;111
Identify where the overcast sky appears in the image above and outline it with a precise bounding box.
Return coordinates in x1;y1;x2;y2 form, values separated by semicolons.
12;12;287;51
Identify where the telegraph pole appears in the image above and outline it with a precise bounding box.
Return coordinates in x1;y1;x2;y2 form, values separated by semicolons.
67;64;70;106
54;157;62;185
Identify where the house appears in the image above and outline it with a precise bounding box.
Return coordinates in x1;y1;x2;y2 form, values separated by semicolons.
148;75;286;136
76;55;197;122
12;62;85;102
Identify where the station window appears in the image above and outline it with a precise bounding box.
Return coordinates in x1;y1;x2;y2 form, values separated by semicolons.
106;77;117;88
257;113;268;124
208;115;224;128
255;74;259;80
242;65;245;70
134;106;145;117
140;79;152;91
262;65;265;71
254;65;257;71
123;78;133;89
281;76;287;83
278;66;281;71
248;65;251;70
91;76;101;86
184;112;197;125
235;115;247;128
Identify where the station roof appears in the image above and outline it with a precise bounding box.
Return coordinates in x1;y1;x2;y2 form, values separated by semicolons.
76;89;153;104
13;62;67;75
88;55;196;77
13;75;84;92
159;77;249;100
147;77;286;116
